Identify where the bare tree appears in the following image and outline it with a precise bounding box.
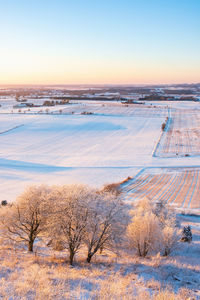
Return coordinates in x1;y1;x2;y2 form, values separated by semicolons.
47;185;92;265
0;185;49;252
46;185;127;264
84;192;127;263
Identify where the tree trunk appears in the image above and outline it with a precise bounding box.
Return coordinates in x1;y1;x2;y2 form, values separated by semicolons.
69;250;75;265
28;240;33;252
86;253;92;263
164;248;170;256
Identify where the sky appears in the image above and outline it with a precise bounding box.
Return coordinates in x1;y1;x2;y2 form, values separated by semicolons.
0;0;200;85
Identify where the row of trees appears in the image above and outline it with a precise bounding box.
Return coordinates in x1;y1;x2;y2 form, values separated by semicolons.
0;185;127;265
0;184;182;264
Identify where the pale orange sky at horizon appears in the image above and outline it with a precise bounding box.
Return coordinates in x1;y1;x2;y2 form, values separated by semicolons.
0;1;199;86
0;58;199;86
0;50;199;85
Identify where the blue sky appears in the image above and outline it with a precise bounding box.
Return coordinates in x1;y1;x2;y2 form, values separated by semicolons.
0;0;199;84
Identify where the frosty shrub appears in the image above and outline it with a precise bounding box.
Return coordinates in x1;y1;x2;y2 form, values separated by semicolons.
0;185;49;252
161;225;179;256
47;238;65;251
127;198;179;257
153;200;177;228
127;211;162;257
153;200;179;256
102;183;121;196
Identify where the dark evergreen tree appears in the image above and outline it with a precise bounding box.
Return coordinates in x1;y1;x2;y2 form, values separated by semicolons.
181;225;192;242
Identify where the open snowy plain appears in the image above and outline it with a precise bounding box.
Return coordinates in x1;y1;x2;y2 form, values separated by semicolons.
0;100;166;201
0;98;200;298
0;99;200;213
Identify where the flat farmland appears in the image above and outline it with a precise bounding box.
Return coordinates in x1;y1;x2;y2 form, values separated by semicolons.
156;108;200;157
124;167;200;212
0;104;166;200
1;99;200;215
0;109;165;167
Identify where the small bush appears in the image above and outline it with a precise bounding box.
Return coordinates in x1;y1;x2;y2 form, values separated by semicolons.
161;117;169;131
121;176;133;184
81;111;94;115
102;183;121;195
53;240;65;251
161;122;166;131
1;200;8;206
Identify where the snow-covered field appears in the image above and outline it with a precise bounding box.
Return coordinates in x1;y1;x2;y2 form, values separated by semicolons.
155;108;200;157
0;99;200;214
0;102;166;201
124;167;200;212
0;99;200;299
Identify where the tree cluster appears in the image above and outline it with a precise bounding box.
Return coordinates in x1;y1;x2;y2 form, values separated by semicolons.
0;185;184;264
0;184;127;265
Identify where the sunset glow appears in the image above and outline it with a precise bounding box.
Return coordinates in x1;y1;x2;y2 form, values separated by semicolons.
0;0;200;85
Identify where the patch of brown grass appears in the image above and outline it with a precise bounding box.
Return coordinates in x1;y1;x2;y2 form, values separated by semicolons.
0;241;197;299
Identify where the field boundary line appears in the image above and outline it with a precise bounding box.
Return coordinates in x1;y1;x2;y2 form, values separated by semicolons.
152;107;172;157
0;124;24;135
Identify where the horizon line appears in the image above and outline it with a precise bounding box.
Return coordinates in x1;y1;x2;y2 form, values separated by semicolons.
0;82;200;88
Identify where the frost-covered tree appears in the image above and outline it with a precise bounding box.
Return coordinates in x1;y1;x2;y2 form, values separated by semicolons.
153;200;180;255
127;198;179;257
47;185;93;265
153;200;177;228
0;185;49;252
84;192;127;263
46;185;127;264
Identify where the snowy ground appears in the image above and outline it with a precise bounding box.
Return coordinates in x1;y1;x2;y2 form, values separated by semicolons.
0;99;200;208
0;99;200;298
0;102;166;201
